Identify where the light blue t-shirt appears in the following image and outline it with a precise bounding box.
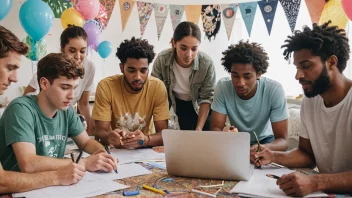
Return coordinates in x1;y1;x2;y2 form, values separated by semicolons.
211;77;288;144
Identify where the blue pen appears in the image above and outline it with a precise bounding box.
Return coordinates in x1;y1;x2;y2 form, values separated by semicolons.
104;146;118;173
123;190;140;196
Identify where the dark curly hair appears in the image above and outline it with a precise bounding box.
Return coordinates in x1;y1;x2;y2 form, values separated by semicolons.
221;40;269;74
282;21;350;73
116;37;155;64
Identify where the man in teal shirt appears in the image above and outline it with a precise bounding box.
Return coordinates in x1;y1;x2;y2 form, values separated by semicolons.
211;40;288;163
0;53;117;173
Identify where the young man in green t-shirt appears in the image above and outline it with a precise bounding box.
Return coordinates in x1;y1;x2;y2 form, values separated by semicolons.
0;26;95;193
0;53;117;174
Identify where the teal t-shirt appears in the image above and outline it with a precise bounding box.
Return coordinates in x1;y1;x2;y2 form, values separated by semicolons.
0;95;85;171
211;77;288;145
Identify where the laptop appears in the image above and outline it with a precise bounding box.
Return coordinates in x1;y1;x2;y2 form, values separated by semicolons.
162;129;253;181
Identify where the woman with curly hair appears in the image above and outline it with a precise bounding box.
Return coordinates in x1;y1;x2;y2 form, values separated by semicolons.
211;40;289;162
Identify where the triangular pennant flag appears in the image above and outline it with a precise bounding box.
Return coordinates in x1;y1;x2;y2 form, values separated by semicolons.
258;0;278;35
137;2;154;36
239;2;257;37
170;5;184;31
184;5;202;24
201;5;222;41
319;0;348;29
154;4;169;40
305;0;326;23
119;0;135;32
221;4;239;40
279;0;301;33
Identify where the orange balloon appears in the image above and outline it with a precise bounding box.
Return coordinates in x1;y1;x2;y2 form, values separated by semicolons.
61;8;85;29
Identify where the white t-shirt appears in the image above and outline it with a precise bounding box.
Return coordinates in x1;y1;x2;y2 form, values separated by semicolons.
28;59;96;105
172;60;192;101
300;88;352;173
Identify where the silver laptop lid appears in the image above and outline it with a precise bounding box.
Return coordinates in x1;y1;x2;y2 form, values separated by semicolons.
162;130;251;181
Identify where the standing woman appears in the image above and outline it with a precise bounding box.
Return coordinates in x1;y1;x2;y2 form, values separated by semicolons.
23;25;96;135
152;21;216;131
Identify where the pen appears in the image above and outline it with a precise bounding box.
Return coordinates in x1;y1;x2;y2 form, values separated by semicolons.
142;184;166;195
76;150;83;163
70;153;74;162
191;189;216;198
104;145;118;174
266;174;280;179
253;131;262;168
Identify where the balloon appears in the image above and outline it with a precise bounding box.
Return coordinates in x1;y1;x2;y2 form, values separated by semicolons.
83;21;100;46
92;39;99;51
0;0;12;20
86;20;103;32
19;0;54;41
22;35;47;61
342;0;352;21
98;41;112;58
61;8;85;29
72;0;100;20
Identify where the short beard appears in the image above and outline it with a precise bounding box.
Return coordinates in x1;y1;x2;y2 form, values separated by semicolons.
304;66;331;98
123;76;144;92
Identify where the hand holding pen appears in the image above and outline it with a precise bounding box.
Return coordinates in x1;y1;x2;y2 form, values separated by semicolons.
55;152;86;186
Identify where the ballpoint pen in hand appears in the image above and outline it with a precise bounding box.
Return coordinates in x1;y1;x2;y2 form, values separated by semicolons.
104;145;118;173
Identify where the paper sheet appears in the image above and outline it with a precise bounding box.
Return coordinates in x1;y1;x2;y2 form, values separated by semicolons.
90;163;152;180
230;165;328;198
13;172;129;198
110;148;165;164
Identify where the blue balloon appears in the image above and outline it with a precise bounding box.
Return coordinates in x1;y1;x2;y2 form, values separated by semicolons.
98;41;113;59
19;0;54;41
0;0;13;20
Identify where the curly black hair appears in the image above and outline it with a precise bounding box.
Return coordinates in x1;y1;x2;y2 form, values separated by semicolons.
116;37;155;64
282;21;350;73
221;40;269;74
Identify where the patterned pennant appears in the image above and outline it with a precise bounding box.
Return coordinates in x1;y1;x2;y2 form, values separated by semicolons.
137;2;153;36
319;0;348;29
221;4;239;40
279;0;301;33
305;0;326;23
119;0;135;31
185;5;202;24
154;4;169;40
201;5;222;41
239;2;257;37
258;0;278;35
170;5;184;31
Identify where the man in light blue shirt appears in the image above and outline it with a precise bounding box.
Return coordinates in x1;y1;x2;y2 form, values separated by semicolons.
211;40;288;163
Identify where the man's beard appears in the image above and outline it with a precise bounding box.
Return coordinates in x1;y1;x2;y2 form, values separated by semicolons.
301;66;331;98
123;76;145;92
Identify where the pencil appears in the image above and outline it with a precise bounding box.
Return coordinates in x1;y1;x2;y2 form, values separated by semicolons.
76;150;83;163
142;184;166;195
104;145;118;174
70;153;74;162
266;174;280;179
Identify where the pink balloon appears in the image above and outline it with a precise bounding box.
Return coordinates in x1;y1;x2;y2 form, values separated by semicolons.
73;0;100;20
342;0;352;21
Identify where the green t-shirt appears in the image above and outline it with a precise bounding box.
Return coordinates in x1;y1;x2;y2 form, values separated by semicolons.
0;95;84;171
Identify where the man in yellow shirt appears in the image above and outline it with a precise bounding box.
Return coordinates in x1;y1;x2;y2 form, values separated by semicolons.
93;37;169;149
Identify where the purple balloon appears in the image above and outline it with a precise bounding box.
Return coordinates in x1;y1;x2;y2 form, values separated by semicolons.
83;22;100;47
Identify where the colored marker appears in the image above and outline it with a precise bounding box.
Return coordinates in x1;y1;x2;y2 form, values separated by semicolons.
266;174;280;179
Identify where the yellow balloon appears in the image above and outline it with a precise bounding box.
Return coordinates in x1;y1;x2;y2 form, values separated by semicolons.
319;0;348;29
61;8;85;29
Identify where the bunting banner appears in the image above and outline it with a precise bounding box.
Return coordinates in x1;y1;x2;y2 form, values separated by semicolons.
43;0;72;18
119;0;135;31
154;4;169;40
221;4;239;40
258;0;278;35
185;5;202;24
239;2;257;36
279;0;301;33
137;2;154;36
201;5;222;41
319;0;348;29
170;5;184;31
305;0;326;23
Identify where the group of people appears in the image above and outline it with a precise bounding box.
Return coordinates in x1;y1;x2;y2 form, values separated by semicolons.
0;19;351;196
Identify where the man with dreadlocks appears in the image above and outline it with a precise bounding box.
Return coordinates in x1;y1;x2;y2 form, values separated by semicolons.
255;21;352;196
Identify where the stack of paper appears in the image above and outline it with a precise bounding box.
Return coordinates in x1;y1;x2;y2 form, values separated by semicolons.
12;172;130;198
110;148;165;164
230;165;328;198
91;163;152;180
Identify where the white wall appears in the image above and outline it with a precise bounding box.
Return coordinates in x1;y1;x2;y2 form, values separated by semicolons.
1;0;351;101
